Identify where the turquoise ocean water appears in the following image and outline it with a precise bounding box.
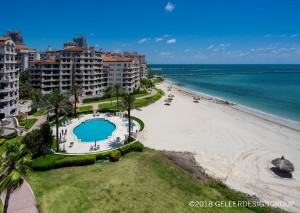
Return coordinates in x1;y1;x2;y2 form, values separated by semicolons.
149;64;300;125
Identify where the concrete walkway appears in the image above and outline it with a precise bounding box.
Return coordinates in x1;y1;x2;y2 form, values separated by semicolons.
22;115;47;135
1;181;38;213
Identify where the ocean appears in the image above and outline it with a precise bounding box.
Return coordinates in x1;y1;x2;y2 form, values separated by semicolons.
149;64;300;125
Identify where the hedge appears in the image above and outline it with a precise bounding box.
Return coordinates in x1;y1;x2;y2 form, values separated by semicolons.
31;155;65;171
130;116;144;132
110;150;121;162
54;155;96;168
31;142;144;171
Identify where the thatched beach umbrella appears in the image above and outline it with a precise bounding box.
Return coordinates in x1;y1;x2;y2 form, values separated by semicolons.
271;156;294;173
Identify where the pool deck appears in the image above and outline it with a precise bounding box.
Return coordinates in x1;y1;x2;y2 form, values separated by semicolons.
54;113;139;154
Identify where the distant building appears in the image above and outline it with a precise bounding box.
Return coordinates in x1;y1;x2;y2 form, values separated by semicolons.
123;51;147;79
6;31;23;44
103;56;140;92
0;37;19;119
73;35;87;48
5;31;39;71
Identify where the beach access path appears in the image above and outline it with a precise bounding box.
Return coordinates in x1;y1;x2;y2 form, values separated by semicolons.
132;81;300;212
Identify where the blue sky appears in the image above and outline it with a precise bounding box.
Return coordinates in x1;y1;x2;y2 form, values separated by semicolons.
1;0;300;64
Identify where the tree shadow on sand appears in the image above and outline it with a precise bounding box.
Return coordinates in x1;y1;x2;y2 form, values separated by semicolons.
270;167;293;178
108;139;123;149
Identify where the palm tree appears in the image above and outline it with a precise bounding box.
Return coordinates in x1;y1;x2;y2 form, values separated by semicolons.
40;89;72;152
0;142;32;213
121;93;137;142
70;85;83;118
114;84;124;113
104;85;116;106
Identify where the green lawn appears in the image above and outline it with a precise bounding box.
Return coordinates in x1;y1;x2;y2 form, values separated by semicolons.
83;91;150;104
33;110;47;117
0;136;23;156
26;118;38;130
27;150;281;213
77;105;93;112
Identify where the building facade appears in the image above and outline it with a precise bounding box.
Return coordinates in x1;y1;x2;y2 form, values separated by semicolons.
0;37;19;119
103;56;140;93
28;39;146;97
29;43;104;97
5;31;39;71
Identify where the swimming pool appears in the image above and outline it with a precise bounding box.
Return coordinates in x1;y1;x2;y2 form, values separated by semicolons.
73;119;116;142
125;122;136;128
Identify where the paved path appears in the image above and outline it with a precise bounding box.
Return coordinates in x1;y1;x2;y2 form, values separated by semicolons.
1;181;38;213
78;88;157;111
22;115;47;135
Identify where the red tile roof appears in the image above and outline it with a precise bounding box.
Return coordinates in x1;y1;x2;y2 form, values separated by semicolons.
0;37;11;41
60;47;85;52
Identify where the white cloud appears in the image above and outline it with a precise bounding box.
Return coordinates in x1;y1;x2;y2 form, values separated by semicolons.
160;52;171;56
280;34;287;37
165;2;175;12
95;44;99;47
207;45;214;50
290;34;298;38
155;38;163;42
114;49;121;53
138;38;151;43
184;49;190;52
121;43;127;47
166;39;176;44
264;34;272;37
163;34;170;38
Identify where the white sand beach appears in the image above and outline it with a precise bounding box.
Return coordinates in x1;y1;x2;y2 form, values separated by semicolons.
132;81;300;212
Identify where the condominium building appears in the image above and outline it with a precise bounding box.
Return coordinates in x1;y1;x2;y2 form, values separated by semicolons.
123;51;147;79
0;37;19;119
103;56;140;92
5;31;39;71
28;38;146;97
29;43;104;97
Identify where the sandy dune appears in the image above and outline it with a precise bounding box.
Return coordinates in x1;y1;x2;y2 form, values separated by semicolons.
132;82;300;212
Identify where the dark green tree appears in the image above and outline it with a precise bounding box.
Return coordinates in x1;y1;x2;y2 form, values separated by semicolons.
121;93;138;143
0;142;32;213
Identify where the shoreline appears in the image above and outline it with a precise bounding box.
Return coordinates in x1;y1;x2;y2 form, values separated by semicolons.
133;81;300;212
166;80;300;132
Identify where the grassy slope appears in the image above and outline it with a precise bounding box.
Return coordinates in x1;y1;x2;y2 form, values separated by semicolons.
28;149;281;213
26;118;38;129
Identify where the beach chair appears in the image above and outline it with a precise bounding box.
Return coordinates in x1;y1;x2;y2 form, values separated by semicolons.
96;145;100;150
90;145;94;151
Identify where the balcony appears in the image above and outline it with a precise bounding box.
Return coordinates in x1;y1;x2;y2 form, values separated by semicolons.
0;76;18;83
0;49;17;55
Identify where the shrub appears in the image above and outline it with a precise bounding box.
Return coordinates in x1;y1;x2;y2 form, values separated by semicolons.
0;138;6;146
110;150;121;162
119;142;144;155
131;116;145;131
54;155;96;168
95;152;111;160
31;155;65;171
4;132;18;140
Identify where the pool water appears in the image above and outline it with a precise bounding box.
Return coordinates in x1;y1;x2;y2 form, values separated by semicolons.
73;119;116;142
125;123;136;128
